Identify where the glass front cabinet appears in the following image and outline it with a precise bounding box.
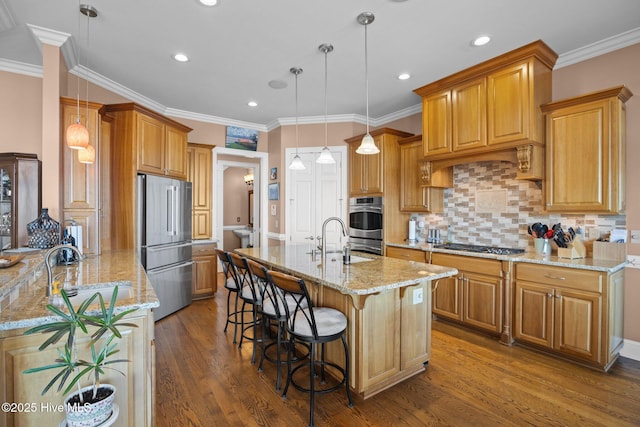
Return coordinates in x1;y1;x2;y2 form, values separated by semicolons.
0;153;41;250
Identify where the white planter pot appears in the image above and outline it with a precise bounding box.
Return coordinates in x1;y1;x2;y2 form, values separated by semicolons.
63;384;116;427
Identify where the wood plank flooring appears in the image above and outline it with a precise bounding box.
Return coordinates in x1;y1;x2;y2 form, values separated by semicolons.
154;291;640;427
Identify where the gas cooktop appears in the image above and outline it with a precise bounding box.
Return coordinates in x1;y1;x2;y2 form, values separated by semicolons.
433;243;525;255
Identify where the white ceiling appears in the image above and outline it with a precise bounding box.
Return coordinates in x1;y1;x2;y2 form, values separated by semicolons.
1;0;639;131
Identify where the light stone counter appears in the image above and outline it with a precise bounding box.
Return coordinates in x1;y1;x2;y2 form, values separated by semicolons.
236;244;458;295
0;250;159;332
385;241;627;273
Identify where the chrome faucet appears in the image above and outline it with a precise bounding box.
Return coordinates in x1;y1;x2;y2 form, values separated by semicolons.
320;217;348;259
44;244;84;297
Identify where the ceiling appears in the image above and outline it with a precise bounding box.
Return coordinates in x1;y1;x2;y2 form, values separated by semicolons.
1;0;639;131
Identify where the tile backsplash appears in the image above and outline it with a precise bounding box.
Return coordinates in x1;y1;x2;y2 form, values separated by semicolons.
421;161;626;250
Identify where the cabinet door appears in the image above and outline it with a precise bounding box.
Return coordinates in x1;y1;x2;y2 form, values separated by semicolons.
401;282;431;369
545;100;610;213
362;135;383;194
463;271;502;333
399;141;426;212
514;281;553;348
348;141;365;195
452;78;486;151
432;275;463;321
136;113;165;175
422;91;452;156
192;252;217;298
165;126;188;180
554;288;601;362
487;61;530;145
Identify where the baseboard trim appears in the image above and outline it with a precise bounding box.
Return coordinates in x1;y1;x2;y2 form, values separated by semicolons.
621;339;640;361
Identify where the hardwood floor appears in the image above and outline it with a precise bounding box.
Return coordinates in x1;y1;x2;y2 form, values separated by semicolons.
155;291;640;427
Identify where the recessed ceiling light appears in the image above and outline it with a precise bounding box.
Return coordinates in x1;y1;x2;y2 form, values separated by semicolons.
173;53;189;62
248;101;258;107
199;0;218;6
398;73;411;80
472;35;491;47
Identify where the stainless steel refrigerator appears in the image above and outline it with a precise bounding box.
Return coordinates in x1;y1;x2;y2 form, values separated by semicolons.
137;174;193;321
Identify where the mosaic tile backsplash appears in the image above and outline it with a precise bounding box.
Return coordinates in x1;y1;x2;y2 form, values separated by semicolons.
421;161;626;251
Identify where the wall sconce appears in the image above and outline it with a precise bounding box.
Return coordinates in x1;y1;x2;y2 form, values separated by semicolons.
244;173;254;187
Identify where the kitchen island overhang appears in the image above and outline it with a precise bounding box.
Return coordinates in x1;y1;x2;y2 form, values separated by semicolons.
235;244;458;399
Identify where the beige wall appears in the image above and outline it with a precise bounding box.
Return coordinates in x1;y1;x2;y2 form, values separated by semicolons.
552;43;640;342
0;72;42;155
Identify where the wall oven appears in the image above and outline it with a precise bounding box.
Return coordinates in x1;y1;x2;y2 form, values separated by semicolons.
348;196;383;255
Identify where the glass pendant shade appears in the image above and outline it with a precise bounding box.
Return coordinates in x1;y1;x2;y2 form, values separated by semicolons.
66;122;89;149
78;143;95;164
316;146;335;164
289;154;305;170
356;133;379;154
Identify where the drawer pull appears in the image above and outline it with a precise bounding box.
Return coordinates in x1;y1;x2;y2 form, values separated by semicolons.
544;274;566;281
547;293;553;298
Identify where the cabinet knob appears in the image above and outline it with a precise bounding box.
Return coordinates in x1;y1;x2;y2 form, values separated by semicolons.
547;293;553;298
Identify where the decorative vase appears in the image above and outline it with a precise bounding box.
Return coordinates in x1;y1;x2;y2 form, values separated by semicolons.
63;384;117;427
26;208;60;249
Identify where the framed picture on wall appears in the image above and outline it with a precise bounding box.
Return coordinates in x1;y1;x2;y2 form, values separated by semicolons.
270;167;277;180
225;126;258;151
268;183;279;200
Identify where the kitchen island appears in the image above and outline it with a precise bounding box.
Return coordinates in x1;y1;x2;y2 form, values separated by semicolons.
0;250;158;427
236;244;458;399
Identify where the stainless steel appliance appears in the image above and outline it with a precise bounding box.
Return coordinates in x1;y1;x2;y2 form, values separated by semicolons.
137;174;193;321
348;196;383;255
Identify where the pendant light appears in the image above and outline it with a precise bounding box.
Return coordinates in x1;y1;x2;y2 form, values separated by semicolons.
289;67;305;170
65;2;90;150
356;12;379;155
77;4;97;164
316;43;335;164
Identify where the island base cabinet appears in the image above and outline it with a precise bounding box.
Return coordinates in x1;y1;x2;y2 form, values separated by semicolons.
315;282;431;399
0;311;154;427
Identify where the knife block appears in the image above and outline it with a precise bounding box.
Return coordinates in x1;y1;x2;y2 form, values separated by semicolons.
557;237;586;259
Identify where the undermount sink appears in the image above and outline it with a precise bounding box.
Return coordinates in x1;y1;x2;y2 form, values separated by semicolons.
233;229;252;248
67;281;134;305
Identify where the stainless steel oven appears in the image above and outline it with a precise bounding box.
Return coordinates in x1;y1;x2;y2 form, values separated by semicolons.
348;196;383;255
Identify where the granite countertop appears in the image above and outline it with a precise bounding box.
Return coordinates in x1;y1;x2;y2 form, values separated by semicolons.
0;249;159;333
235;244;458;296
385;241;627;273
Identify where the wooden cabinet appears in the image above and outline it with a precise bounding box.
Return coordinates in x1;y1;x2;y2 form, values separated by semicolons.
431;253;504;335
0;153;41;250
192;242;217;299
398;136;445;213
0;310;155;427
104;103;192;250
61;97;108;254
414;40;556;181
187;143;213;240
385;245;427;263
514;263;624;371
541;86;631;214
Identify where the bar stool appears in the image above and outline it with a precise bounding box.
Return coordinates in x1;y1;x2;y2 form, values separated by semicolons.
265;269;353;427
227;252;263;364
247;259;309;391
214;248;242;344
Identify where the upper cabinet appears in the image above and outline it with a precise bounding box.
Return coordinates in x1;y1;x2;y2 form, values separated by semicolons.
105;103;191;181
541;86;632;214
187;143;213;240
398;135;444;213
414;40;557;180
345;128;413;197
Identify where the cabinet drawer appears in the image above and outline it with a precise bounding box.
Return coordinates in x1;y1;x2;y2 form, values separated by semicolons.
516;263;602;293
192;242;216;256
432;253;502;277
386;246;427;263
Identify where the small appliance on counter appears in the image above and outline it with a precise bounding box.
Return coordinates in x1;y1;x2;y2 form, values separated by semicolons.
409;214;428;243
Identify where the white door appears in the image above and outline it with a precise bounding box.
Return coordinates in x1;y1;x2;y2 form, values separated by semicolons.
287;147;347;251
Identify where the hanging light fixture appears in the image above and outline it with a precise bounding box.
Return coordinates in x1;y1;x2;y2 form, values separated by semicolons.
316;43;336;164
356;12;379;155
65;2;90;150
289;67;305;170
76;4;97;164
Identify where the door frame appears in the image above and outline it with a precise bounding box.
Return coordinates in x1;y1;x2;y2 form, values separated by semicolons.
212;147;268;250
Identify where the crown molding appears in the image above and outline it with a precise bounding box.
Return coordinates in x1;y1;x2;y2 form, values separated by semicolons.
0;58;41;77
27;24;74;71
555;26;640;68
166;108;268;133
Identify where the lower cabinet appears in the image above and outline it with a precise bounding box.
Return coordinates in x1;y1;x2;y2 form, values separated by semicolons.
514;263;623;370
0;310;154;427
385;246;427;262
192;242;217;299
431;253;504;335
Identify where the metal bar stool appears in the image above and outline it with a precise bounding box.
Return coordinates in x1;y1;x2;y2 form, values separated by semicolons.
227;252;263;364
214;248;243;345
265;269;353;427
247;259;309;391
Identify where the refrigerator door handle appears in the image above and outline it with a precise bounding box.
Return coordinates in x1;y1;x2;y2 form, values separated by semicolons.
173;185;180;236
147;260;194;275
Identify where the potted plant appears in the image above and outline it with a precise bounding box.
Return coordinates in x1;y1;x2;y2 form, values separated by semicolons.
23;286;138;427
